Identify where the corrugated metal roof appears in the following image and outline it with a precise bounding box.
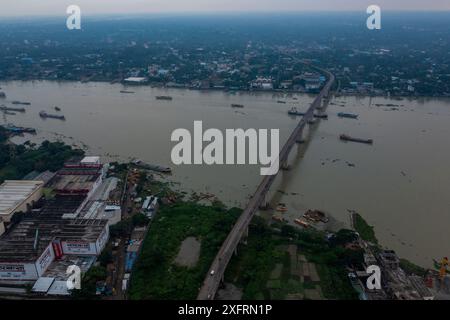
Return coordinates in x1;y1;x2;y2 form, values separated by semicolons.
32;277;55;293
0;180;44;216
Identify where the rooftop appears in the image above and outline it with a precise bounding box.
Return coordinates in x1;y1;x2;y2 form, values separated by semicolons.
49;172;100;194
0;180;44;217
0;216;108;262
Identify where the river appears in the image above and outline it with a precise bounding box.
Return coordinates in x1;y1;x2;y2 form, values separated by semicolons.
1;80;449;267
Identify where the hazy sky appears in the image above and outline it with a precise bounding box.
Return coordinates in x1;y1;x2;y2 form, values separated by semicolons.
1;0;449;16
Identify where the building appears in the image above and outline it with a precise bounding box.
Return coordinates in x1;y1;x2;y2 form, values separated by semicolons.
0;216;109;282
379;250;400;270
0;180;44;223
250;77;273;90
49;156;103;199
124;77;147;84
300;72;322;92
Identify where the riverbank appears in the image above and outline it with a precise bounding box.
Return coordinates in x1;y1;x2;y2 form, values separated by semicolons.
2;78;450;99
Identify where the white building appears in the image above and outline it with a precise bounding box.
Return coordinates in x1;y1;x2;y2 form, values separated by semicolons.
0;219;109;282
0;180;44;223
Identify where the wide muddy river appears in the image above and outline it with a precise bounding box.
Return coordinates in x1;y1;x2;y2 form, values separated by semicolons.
1;80;450;267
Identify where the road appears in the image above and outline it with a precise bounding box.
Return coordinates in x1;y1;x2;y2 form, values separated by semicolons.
197;67;335;300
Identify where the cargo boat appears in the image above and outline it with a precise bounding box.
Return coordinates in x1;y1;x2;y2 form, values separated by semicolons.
131;159;172;174
156;96;173;100
11;101;31;105
0;105;25;112
231;104;244;108
314;113;328;119
338;112;358;119
277;100;286;104
4;124;36;134
39;111;66;120
288;107;327;119
340;134;373;144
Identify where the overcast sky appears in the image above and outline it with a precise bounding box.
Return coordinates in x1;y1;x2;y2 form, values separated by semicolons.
1;0;449;17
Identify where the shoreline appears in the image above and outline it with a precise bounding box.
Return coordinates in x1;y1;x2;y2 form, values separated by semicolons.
2;78;450;100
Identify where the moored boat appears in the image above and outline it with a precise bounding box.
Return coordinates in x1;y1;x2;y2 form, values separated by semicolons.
11;101;31;105
39;111;66;120
131;159;172;174
340;134;373;144
294;218;310;228
0;105;25;112
338;112;358;119
156;96;173;100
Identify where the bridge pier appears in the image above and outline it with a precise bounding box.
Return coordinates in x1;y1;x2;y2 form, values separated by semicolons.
259;194;270;210
295;129;305;144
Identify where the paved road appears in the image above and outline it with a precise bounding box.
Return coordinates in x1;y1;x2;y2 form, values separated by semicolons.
197;67;335;300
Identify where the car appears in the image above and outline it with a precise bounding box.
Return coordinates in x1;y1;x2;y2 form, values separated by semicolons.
210;270;215;276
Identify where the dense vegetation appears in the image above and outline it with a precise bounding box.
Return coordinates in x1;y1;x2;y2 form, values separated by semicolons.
353;213;378;244
225;222;360;300
129;202;241;299
0;126;84;182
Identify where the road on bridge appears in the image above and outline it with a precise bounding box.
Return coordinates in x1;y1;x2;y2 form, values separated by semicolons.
197;67;335;300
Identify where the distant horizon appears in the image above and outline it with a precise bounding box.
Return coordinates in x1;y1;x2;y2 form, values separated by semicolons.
1;9;450;19
0;0;449;18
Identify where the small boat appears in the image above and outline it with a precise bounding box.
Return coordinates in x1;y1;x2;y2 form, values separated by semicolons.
231;104;244;108
0;92;6;98
39;111;66;120
294;218;310;228
11;101;31;105
120;90;135;94
276;206;288;212
340;134;373;144
288;107;306;116
156;96;173;101
338;112;358;119
54;106;61;111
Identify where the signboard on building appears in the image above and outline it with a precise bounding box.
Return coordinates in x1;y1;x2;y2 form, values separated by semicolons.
35;244;55;276
62;241;97;255
0;263;39;280
95;225;109;254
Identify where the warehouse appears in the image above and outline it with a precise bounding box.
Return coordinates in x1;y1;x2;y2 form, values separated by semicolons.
49;156;103;199
0;216;109;282
0;180;44;223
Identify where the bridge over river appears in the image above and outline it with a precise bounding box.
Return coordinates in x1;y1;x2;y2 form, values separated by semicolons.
197;67;335;300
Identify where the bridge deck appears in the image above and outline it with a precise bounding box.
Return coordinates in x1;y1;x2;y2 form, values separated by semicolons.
197;68;335;300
